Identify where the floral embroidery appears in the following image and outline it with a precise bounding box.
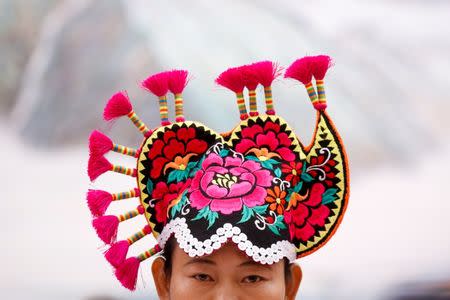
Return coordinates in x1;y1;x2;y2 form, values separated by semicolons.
284;183;330;242
189;152;273;215
235;121;295;162
148;127;208;179
265;186;287;215
151;179;192;225
281;161;303;186
307;148;337;187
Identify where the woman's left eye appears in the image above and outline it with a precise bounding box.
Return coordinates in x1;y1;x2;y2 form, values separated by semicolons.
242;275;264;283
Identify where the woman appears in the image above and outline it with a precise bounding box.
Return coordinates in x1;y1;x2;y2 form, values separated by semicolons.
86;55;349;299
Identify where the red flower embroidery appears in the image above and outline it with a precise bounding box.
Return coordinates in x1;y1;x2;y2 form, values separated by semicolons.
281;161;303;186
235;121;295;161
151;179;191;225
265;185;287;215
148;127;208;179
284;183;330;242
308;154;337;187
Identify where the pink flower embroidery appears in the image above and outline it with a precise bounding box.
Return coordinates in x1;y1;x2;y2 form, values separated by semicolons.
189;153;273;214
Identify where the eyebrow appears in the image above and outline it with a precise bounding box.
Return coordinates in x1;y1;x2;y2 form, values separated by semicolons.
184;257;217;267
238;260;273;270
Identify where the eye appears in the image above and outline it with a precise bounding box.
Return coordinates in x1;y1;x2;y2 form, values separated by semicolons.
193;273;213;282
242;275;264;284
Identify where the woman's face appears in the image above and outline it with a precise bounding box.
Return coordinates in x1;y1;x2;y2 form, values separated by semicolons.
151;241;302;300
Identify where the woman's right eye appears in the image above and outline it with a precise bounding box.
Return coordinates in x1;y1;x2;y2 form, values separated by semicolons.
193;273;213;282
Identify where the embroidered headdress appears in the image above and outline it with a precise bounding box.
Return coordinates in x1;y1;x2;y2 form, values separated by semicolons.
87;55;350;290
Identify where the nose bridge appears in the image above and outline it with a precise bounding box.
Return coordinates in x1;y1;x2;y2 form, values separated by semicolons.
213;279;240;300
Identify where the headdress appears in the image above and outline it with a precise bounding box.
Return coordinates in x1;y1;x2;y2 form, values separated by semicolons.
87;55;350;290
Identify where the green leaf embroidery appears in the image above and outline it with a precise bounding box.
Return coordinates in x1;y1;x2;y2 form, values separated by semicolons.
253;204;268;215
267;215;286;236
245;155;259;162
322;188;338;204
192;206;219;228
301;172;314;182
274;168;282;178
238;205;254;223
146;179;154;195
167;170;179;183
219;149;229;157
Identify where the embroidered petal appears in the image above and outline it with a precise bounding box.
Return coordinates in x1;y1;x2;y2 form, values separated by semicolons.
241;124;263;139
224;156;243;168
256;131;279;151
235;139;256;154
276;147;295;161
227;181;252;197
205;184;228;198
164;139;185;160
241;186;267;207
253;169;273;187
210;197;242;214
241;160;261;172
190;190;212;210
304;183;325;206
200;171;216;191
308;205;330;227
202;153;224;169
151;157;169;178
186;139;208;154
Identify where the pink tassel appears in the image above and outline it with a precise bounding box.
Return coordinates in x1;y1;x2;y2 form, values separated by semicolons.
87;155;112;181
103;91;133;121
89;130;113;157
115;257;140;291
92;215;119;244
310;55;333;80
250;61;282;87
105;240;130;268
86;189;112;217
284;57;313;84
240;65;259;91
167;70;189;94
215;67;245;93
141;72;169;97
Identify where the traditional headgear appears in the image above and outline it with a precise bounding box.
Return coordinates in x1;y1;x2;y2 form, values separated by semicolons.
87;55;350;290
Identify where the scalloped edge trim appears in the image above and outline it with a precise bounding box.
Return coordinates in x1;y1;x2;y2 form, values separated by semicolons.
157;217;297;265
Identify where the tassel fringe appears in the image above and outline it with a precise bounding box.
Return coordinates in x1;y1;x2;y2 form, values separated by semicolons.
115;244;162;291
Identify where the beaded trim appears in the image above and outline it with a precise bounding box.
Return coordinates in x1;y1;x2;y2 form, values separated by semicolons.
157;217;297;265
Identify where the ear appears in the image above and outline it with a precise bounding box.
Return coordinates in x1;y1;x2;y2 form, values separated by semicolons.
285;263;302;300
151;257;170;300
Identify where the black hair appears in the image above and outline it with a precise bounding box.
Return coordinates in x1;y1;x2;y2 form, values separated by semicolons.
161;236;292;281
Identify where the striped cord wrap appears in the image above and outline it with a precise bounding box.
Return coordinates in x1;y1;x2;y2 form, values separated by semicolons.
137;244;162;262
112;164;137;177
315;79;326;105
305;82;319;106
127;225;152;245
118;205;145;222
111;187;140;201
127;111;151;136
236;92;248;120
264;86;275;115
248;89;258;116
112;143;138;157
158;96;170;125
174;93;185;122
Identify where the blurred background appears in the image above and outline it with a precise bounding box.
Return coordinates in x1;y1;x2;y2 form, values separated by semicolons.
1;0;450;299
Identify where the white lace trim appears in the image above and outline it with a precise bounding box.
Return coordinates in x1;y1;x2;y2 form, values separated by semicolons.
157;217;297;265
